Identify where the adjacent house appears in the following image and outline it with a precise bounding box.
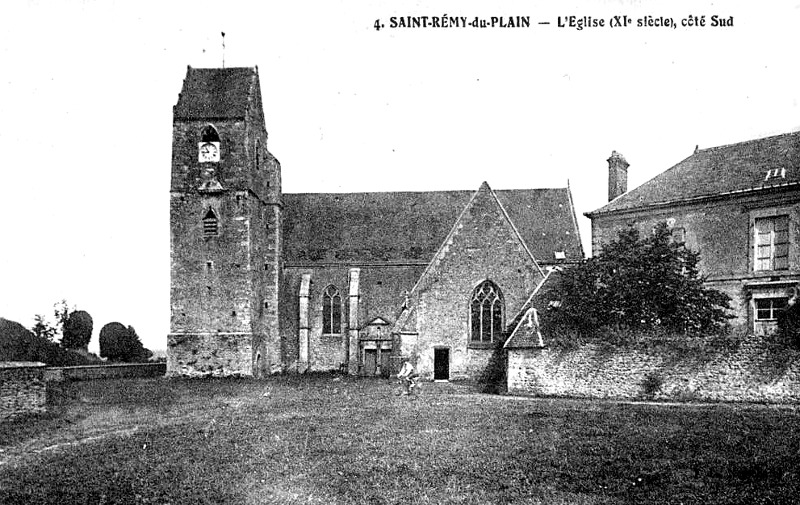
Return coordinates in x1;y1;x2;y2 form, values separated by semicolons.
586;132;800;335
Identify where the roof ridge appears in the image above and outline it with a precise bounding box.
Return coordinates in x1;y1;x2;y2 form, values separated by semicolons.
698;129;800;153
587;127;800;217
188;65;257;71
283;187;569;197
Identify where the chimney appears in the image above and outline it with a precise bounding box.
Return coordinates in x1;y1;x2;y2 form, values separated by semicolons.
607;151;629;202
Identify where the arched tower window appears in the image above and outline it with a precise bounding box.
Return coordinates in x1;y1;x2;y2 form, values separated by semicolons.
470;280;503;344
199;125;221;163
322;285;342;335
200;125;220;142
203;208;219;237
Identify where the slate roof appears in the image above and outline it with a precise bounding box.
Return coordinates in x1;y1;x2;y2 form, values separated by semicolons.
174;67;257;119
588;130;800;216
282;188;583;264
503;268;557;349
503;307;545;349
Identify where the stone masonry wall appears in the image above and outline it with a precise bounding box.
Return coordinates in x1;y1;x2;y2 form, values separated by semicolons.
167;333;252;377
1;363;46;420
45;363;166;382
281;264;426;373
508;339;800;403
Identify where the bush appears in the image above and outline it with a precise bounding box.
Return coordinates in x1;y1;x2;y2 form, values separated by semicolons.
543;223;732;339
99;322;152;362
61;310;93;350
0;318;95;366
778;298;800;348
641;373;664;399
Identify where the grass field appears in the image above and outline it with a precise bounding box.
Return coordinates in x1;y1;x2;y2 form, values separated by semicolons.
1;375;798;504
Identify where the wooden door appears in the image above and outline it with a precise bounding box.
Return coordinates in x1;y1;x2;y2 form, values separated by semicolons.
434;348;449;380
379;350;391;377
364;349;377;376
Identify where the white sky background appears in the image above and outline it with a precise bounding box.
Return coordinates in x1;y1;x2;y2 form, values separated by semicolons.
1;0;798;354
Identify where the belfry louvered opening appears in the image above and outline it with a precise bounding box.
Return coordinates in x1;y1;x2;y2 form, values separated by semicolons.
203;208;219;238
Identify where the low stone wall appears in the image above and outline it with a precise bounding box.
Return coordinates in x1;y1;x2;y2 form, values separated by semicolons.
1;362;47;420
45;362;166;382
508;338;800;403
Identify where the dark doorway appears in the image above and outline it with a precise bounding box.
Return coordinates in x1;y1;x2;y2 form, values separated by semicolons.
434;348;450;381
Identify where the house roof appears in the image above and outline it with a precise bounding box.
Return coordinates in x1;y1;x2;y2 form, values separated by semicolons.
282;188;583;264
588;130;800;216
174;67;257;120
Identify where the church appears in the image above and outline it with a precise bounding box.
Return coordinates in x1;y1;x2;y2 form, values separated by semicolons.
167;66;584;380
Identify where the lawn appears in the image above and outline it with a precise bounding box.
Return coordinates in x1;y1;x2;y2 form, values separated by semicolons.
1;375;798;504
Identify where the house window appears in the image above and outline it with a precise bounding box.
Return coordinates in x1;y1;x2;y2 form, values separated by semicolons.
203;208;219;237
755;215;789;271
470;280;503;345
754;298;787;321
322;285;342;335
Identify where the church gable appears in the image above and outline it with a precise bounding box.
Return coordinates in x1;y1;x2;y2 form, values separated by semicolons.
395;182;544;334
410;181;543;300
390;182;547;379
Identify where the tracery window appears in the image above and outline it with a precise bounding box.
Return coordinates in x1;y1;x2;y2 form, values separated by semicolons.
470;280;503;345
322;285;342;335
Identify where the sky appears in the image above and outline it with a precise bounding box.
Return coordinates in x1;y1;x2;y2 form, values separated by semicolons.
1;0;799;354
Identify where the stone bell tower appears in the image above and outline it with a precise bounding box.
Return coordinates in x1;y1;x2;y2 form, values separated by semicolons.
167;66;282;377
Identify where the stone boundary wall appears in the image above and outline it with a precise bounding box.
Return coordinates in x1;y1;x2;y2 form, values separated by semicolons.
45;362;166;382
1;362;47;420
507;338;800;403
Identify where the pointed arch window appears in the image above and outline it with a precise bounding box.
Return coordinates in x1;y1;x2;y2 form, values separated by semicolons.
322;285;342;335
199;125;221;163
203;208;219;237
470;280;503;345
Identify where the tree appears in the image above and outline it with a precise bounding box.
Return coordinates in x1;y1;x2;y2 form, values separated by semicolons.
778;296;800;347
61;310;93;350
53;299;70;330
31;314;57;342
546;223;731;337
0;318;95;366
99;322;152;362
